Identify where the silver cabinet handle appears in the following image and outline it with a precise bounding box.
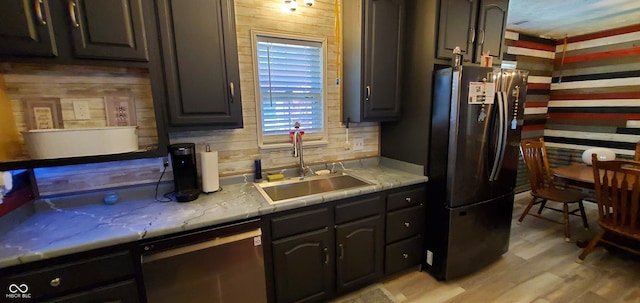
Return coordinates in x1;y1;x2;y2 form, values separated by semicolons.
405;197;412;203
68;0;79;28
229;82;235;102
339;243;344;260
478;29;485;45
365;85;371;102
50;277;61;287
403;253;409;259
469;28;475;44
323;247;329;264
34;0;46;25
404;222;410;228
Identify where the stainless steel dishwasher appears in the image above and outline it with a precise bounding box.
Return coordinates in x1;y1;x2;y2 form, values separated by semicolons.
139;219;267;303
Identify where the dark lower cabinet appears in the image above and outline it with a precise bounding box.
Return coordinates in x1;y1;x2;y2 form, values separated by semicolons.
155;0;243;129
267;191;393;303
44;280;139;303
0;248;139;302
384;186;426;276
336;215;384;292
385;234;423;275
272;228;334;303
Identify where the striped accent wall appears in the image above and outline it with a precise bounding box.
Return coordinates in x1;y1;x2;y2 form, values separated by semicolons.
503;31;556;192
545;24;640;165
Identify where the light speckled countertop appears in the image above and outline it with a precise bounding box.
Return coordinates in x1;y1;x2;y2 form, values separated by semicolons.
0;159;427;269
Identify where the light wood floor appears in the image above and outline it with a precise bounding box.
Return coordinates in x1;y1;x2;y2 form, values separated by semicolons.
380;192;640;303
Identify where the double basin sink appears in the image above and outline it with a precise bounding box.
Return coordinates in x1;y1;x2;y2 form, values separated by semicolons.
254;173;373;204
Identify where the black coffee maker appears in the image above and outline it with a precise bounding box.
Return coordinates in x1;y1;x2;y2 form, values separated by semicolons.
169;143;200;202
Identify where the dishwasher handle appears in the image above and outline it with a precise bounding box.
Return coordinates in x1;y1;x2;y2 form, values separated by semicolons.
142;228;262;263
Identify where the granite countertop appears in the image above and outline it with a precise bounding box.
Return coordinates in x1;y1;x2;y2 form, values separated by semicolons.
0;158;427;269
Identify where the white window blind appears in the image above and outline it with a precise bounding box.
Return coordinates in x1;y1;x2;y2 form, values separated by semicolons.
255;35;325;145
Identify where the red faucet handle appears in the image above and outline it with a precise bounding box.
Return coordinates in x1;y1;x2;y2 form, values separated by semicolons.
289;131;305;142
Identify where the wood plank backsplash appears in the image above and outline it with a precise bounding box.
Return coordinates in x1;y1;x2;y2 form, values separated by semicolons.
1;63;159;161
11;0;380;197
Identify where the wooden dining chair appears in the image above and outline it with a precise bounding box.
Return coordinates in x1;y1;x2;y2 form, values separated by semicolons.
577;155;640;263
519;138;589;242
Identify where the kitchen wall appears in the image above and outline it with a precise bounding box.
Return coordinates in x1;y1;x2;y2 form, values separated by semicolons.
16;0;379;197
544;23;640;165
502;31;555;192
1;64;159;161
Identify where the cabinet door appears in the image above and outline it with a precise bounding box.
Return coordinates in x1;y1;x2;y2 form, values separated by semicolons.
157;0;243;128
437;0;478;60
67;0;148;61
0;0;57;56
475;0;508;64
43;280;139;303
363;0;404;120
272;228;333;303
336;215;384;293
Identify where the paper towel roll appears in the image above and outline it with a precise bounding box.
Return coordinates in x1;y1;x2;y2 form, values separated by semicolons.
200;149;220;193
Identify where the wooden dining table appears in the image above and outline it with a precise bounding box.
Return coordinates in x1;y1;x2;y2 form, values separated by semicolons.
553;164;596;189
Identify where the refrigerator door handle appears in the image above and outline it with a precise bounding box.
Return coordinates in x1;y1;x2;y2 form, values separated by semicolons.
489;92;506;181
492;92;509;181
497;92;509;178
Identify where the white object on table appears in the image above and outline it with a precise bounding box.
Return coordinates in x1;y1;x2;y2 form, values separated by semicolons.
581;147;616;165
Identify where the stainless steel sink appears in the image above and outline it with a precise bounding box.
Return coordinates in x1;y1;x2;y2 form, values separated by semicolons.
255;173;372;204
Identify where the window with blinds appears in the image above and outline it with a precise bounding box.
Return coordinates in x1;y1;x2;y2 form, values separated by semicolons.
253;32;327;147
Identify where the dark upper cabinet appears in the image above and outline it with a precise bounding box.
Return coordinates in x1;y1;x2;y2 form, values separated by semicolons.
437;0;477;60
156;0;243;129
0;0;147;62
0;0;57;56
69;0;148;61
272;228;334;303
343;0;405;122
335;215;384;293
437;0;508;64
474;0;508;63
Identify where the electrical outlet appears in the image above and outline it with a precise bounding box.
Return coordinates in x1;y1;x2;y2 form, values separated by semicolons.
426;250;433;265
352;138;364;151
73;101;91;120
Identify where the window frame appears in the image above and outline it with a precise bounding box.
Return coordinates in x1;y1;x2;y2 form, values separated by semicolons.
251;29;328;149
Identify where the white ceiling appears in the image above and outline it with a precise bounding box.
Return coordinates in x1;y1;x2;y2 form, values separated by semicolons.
506;0;640;39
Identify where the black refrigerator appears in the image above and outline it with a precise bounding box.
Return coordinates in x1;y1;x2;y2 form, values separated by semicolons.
425;65;528;280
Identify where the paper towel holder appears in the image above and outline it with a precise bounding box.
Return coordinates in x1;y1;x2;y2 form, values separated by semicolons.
201;144;221;194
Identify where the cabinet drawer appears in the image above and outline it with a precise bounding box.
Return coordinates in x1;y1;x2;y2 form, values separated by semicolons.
386;204;425;243
44;280;139;303
335;194;384;224
385;235;423;275
1;251;133;301
387;187;425;211
271;207;331;240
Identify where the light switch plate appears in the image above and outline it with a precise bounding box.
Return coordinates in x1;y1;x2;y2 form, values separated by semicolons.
426;250;433;265
352;138;364;151
73;101;90;120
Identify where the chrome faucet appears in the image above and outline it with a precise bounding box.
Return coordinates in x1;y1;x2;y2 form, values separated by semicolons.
292;122;309;178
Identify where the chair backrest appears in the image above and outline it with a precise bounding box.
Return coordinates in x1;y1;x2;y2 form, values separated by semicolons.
635;141;640;162
591;155;640;236
520;138;554;195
